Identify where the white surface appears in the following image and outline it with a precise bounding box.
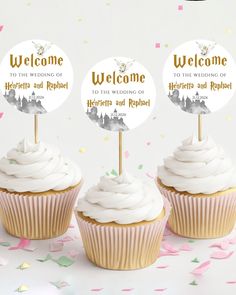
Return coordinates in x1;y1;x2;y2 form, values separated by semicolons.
0;0;236;294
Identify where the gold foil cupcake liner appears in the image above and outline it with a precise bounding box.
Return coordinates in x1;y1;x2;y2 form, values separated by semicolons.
75;198;171;270
157;181;236;239
0;182;82;240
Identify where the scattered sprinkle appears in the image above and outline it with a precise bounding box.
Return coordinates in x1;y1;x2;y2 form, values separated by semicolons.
49;241;64;252
191;257;200;263
138;164;143;170
37;254;52;262
191;261;211;275
111;169;118;176
15;285;29;293
210;251;234;260
226;281;236;284
179;244;193;251
50;281;70;289
79;147;86;153
178;4;183;11
0;241;10;247
156;265;168;269
91;288;103;292
189;280;198;286
155;43;161;48
0;25;4;32
55;256;75;267
17;262;31;270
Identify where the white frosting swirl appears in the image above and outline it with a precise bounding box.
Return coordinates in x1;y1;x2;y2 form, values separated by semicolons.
0;139;81;193
158;135;236;194
76;172;164;224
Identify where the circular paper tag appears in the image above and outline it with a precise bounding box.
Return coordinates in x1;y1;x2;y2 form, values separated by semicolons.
81;57;156;132
163;40;236;114
0;39;73;114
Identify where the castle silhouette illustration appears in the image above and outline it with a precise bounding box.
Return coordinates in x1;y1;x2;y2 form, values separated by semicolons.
168;90;210;114
4;90;47;114
86;107;129;131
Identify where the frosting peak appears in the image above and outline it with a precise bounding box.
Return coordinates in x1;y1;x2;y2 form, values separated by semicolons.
158;135;236;194
0;139;81;193
77;172;164;224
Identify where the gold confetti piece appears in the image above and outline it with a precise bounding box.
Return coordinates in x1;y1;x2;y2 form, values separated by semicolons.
79;147;86;153
103;135;110;141
160;133;166;139
164;44;169;48
77;17;83;22
225;115;232;121
15;285;29;292
225;28;233;35
17;262;31;270
83;40;88;44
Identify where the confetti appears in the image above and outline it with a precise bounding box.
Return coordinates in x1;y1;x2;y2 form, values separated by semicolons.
50;281;69;289
210;240;230;250
146;172;155;179
154;289;167;292
155;43;161;49
226;281;236;284
178;4;183;11
191;261;211;275
68;249;79;259
0;25;4;32
0;257;8;266
9;238;31;250
17;262;31;270
138;164;143;170
91;289;103;292
111;169;118;176
191;257;199;263
179;244;193;251
0;112;4;119
162;242;178;253
210;251;234;260
49;241;64;252
156;265;168;269
15;285;29;293
54;256;75;267
0;241;10;247
103;135;110;141
121;289;134;292
37;254;52;262
189;280;198;286
164;44;169;48
159;251;179;257
79;147;86;153
57;236;74;243
77;17;83;22
124;150;130;159
188;240;195;243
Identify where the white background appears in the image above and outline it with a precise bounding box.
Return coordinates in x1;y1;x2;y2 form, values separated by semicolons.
0;0;236;294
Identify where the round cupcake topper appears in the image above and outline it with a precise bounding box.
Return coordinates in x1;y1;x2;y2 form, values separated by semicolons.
0;39;73;114
163;40;236;114
81;57;156;132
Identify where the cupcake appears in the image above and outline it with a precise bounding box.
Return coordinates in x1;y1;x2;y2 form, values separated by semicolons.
0;139;82;239
157;135;236;238
75;172;171;270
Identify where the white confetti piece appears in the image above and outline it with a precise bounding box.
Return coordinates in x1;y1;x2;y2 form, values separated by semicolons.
17;262;31;270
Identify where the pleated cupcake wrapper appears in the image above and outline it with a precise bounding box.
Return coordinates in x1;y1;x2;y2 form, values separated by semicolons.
75;198;171;270
0;183;82;240
157;182;236;239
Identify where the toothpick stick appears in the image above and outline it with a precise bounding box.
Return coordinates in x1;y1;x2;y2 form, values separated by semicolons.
34;114;39;144
198;114;202;141
119;131;123;175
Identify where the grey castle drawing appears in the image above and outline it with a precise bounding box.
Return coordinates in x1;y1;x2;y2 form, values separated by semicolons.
86;107;129;131
168;90;210;114
4;90;47;114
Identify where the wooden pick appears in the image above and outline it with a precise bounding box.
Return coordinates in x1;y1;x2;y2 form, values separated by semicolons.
198;114;202;141
34;114;39;144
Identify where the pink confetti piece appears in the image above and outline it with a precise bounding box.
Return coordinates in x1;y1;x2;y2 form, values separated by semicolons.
0;112;4;119
91;288;103;292
154;289;167;292
210;251;234;260
49;242;64;252
178;4;183;11
121;289;134;292
191;261;211;275
146;172;155;179
179;244;193;251
9;238;30;250
229;236;236;244
67;249;79;259
159;251;179;257
156;265;168;269
162;242;178;253
57;236;73;243
0;257;8;266
210;240;230;250
155;43;161;49
0;25;4;32
124;150;130;159
226;281;236;284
